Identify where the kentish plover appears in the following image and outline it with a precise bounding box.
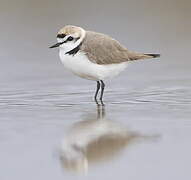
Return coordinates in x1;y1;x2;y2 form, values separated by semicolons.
50;25;160;103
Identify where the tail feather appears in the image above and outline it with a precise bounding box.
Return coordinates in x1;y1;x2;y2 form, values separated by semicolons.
144;53;160;58
128;51;160;61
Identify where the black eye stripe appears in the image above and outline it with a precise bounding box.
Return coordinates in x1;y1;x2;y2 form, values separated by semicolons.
63;36;79;43
67;36;74;41
57;34;66;38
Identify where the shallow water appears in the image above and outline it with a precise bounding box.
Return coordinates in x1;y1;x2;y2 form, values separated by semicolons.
0;64;191;179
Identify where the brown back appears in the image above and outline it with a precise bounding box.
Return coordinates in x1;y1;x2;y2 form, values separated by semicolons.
80;31;152;65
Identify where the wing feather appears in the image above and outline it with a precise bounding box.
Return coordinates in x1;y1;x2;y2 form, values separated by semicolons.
80;31;151;65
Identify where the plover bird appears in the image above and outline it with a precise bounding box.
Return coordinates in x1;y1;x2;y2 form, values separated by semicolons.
50;25;160;103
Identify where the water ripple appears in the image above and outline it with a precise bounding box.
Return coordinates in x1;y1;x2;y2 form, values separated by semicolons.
0;85;190;109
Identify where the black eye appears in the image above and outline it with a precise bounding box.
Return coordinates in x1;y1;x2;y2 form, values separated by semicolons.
67;36;74;41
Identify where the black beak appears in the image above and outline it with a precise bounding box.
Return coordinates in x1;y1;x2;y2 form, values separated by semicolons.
49;42;63;48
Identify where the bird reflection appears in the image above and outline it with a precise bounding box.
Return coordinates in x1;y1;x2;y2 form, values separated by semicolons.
60;105;158;174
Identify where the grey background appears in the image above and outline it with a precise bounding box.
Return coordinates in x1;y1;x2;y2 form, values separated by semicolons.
1;0;191;85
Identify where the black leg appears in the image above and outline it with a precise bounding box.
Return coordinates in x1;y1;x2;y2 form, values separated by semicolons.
100;80;105;103
94;81;100;101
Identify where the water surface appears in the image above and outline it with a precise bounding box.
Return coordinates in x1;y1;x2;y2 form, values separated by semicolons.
0;68;191;179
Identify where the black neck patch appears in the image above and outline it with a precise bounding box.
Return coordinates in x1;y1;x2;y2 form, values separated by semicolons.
65;43;82;56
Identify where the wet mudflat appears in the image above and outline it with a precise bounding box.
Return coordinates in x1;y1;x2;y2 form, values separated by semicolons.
0;62;191;180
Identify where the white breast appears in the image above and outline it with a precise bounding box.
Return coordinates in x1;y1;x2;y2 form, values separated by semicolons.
59;50;128;81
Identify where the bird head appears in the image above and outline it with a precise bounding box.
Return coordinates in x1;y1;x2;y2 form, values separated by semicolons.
49;25;85;53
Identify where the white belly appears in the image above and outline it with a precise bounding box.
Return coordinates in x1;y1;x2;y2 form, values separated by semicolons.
59;50;128;81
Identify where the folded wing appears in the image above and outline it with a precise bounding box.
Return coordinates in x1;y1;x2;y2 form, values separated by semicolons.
81;31;159;65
